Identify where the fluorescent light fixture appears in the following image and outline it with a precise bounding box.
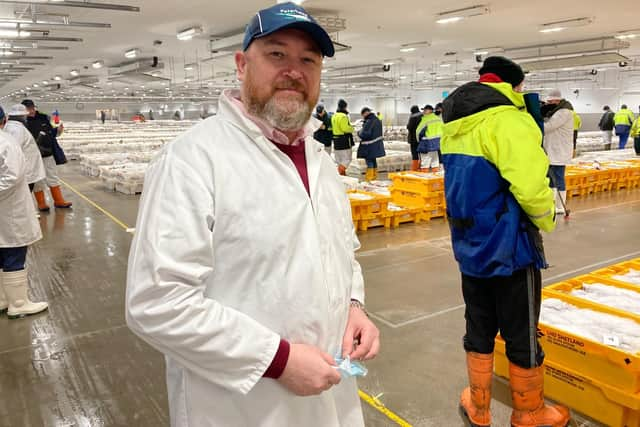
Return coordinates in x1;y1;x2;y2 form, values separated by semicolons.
615;30;639;40
540;27;565;33
474;50;489;55
124;48;139;59
33;83;39;87
416;70;425;74
440;63;452;67
70;69;79;76
399;75;407;79
0;51;14;56
54;75;62;81
177;26;203;41
42;80;48;84
539;17;593;33
400;47;416;53
436;5;490;24
92;60;104;68
0;29;30;38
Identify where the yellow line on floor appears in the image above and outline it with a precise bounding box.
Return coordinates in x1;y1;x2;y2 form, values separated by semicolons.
358;390;413;427
59;178;130;230
59;177;412;426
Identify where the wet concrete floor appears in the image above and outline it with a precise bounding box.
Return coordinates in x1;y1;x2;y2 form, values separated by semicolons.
2;163;639;426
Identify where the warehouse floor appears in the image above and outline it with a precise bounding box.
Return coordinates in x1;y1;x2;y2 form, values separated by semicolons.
2;163;639;426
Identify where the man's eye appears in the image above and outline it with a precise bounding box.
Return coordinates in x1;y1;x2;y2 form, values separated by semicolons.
302;57;318;65
270;51;284;58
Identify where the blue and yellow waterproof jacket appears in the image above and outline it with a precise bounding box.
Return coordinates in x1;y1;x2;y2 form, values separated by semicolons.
416;113;444;153
441;82;555;278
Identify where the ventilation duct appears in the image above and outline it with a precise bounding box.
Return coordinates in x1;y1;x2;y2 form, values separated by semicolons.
520;53;630;71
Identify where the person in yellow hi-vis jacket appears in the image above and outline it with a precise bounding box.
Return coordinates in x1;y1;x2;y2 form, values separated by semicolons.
441;56;569;427
331;99;354;176
614;105;635;149
416;104;443;172
631;115;640;155
572;110;581;156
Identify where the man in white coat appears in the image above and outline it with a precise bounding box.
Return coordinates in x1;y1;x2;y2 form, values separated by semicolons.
125;3;380;426
543;89;574;215
0;127;48;319
3;104;46;192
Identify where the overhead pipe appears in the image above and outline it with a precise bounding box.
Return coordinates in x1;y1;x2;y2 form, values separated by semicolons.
0;1;140;12
0;18;111;28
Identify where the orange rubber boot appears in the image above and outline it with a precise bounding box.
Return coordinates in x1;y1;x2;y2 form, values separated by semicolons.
34;191;50;212
459;352;493;427
411;160;420;171
50;186;72;208
509;364;570;427
337;165;347;176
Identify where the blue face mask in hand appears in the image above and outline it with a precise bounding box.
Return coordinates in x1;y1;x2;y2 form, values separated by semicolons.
334;356;368;378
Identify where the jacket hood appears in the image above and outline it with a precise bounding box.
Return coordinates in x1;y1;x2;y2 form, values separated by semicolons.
442;82;524;137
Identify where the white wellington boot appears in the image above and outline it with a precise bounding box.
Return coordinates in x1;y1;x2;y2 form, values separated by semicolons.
0;271;7;314
2;269;48;319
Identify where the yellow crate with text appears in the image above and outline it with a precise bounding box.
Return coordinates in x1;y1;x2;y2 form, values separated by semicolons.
388;171;444;194
347;191;391;219
390;206;424;227
358;212;393;231
526;293;640;394
543;274;640;320
494;338;640;427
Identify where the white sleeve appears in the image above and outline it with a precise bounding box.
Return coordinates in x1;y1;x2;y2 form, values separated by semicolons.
0;141;25;193
349;208;365;304
544;109;573;132
125;149;280;395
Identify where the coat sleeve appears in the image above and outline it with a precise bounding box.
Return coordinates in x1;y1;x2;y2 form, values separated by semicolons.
349;226;365;304
544;109;573;133
0;140;25;193
126;149;281;396
358;118;373;140
340;115;354;134
487;112;556;232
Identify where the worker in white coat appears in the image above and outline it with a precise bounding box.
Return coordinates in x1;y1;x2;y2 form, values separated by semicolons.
0;129;49;319
543;89;574;215
3;103;46;191
125;3;380;426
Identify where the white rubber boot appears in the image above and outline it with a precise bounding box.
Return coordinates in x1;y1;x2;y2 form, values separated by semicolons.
553;188;565;215
0;271;7;314
2;269;48;319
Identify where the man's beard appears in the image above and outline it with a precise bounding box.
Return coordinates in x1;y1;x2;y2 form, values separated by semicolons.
244;78;315;131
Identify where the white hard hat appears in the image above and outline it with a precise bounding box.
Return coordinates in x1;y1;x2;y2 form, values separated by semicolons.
546;89;563;101
8;103;28;116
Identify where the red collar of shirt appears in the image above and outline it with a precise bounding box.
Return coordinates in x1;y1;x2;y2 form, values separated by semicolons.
478;73;504;84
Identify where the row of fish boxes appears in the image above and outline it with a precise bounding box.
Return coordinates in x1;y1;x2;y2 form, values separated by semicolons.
347;189;446;232
494;258;640;427
566;160;640;199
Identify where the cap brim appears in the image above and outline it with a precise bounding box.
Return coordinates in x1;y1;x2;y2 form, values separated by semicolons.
252;21;335;57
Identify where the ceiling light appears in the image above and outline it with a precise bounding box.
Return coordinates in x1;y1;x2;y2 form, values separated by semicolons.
124;48;139;59
474;50;489;55
54;75;62;81
615;31;639;40
540;27;565;33
92;60;104;69
399;75;407;79
416;70;425;74
539;17;593;33
33;83;39;87
184;63;195;71
440;63;452;67
42;80;48;84
436;5;490;24
0;51;14;56
70;69;79;76
400;47;416;53
177;26;203;41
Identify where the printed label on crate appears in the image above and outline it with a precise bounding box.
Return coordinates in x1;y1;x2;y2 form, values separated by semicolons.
545;365;586;391
544;330;586;356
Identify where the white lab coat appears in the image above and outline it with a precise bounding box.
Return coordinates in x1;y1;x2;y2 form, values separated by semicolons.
126;90;366;427
0;132;42;248
3;119;46;185
543;108;574;165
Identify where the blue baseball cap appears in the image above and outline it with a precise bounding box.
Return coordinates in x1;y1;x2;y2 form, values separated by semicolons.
242;2;335;57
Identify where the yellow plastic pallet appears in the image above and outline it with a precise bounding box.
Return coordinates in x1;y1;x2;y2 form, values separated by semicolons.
494;338;640;427
358;212;393;231
388;171;444;194
390;206;423;228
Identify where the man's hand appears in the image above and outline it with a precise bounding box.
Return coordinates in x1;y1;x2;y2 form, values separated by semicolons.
277;344;341;396
342;306;380;361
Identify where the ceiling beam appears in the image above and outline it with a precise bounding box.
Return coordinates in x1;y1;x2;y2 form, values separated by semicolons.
0;18;111;28
0;1;140;12
0;36;82;42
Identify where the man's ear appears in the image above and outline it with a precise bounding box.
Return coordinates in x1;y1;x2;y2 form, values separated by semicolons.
235;51;247;82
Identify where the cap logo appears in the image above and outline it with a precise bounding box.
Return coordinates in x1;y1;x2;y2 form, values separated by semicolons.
277;8;311;22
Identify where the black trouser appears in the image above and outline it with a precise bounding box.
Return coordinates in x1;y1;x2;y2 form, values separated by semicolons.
409;142;419;161
29;183;35;192
635;137;640;155
462;265;544;369
573;130;578;149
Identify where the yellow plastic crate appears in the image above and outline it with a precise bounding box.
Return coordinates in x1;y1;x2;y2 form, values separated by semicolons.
388;171;444;194
347;191;391;219
422;205;447;221
390;206;423;227
522;295;640;394
358;212;393;231
494;338;640;427
543;274;640;320
390;188;444;210
591;260;640;285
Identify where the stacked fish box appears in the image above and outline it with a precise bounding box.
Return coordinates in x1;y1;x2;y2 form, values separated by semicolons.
494;257;640;427
347;191;393;231
388;172;446;222
565;159;640;199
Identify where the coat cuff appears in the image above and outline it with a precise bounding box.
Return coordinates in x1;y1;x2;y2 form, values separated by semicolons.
262;339;290;379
